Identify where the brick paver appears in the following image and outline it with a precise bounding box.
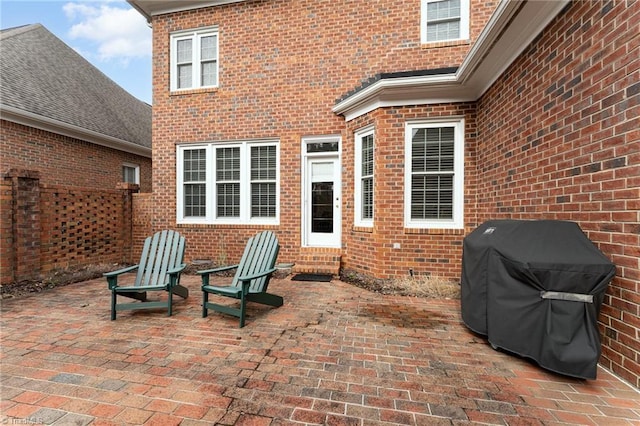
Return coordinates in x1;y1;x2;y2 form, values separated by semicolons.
1;275;639;425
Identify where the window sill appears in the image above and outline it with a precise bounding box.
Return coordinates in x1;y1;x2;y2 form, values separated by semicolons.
421;39;470;49
353;226;373;233
404;227;465;235
170;87;218;97
176;223;279;230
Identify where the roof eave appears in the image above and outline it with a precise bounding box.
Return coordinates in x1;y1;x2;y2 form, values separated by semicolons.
333;0;570;121
127;0;248;21
1;105;152;158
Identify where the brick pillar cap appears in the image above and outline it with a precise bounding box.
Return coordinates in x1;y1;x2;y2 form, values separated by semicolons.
4;169;41;179
116;182;140;191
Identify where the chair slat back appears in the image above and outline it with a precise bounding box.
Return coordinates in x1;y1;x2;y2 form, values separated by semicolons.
232;231;279;293
135;230;186;287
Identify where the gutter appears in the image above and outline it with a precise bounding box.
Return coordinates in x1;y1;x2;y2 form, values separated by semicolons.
1;104;152;158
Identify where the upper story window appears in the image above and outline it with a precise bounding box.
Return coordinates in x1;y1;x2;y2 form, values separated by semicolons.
177;140;279;225
421;0;470;43
122;163;139;184
170;27;218;92
354;126;374;227
404;118;464;229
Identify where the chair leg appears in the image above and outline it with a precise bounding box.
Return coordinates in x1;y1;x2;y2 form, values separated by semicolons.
111;291;117;321
202;291;209;318
239;294;246;328
168;289;173;317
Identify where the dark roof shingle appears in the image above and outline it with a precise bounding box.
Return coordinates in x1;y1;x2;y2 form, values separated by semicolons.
0;24;151;149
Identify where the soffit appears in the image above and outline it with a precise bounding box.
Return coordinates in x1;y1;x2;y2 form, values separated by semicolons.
127;0;248;20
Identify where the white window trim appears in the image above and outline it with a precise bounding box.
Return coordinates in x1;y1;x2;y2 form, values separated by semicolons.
354;126;374;228
170;26;219;92
404;118;464;229
122;163;140;184
421;0;470;44
176;140;280;225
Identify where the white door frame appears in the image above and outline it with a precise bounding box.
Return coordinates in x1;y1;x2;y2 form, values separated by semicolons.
301;136;341;248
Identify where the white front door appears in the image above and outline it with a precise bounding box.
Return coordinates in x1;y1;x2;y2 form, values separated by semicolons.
304;156;341;247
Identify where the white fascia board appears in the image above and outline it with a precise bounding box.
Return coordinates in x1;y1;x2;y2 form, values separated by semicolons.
333;73;461;121
127;0;248;21
1;105;152;158
459;0;571;97
334;0;570;121
340;80;471;122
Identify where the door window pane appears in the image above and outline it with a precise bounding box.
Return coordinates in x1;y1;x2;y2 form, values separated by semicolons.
312;182;333;233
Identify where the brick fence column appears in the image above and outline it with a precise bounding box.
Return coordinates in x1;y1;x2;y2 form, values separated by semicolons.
3;169;42;283
132;192;153;262
116;182;139;264
0;176;14;284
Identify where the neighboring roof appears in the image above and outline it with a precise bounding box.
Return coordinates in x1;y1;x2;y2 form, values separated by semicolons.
0;24;151;157
333;0;571;121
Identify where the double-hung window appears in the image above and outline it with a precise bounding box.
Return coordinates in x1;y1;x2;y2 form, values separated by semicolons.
122;163;139;184
421;0;469;43
354;127;374;227
177;141;279;224
170;27;218;91
405;119;464;229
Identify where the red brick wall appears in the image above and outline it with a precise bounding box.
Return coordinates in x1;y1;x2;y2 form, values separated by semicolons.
38;184;132;274
343;104;477;279
0;178;12;282
476;1;639;386
1;118;150;284
150;0;497;265
148;0;638;386
0;172;139;284
1;120;152;192
132;192;153;260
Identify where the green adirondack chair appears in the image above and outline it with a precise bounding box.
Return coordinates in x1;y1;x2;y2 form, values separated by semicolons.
198;230;282;327
104;230;188;320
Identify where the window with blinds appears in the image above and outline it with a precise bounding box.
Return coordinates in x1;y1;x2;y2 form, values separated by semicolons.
250;145;277;218
171;27;218;91
421;0;469;43
177;141;279;224
122;164;139;184
405;119;464;229
410;127;454;220
355;127;375;226
183;149;207;217
216;147;240;218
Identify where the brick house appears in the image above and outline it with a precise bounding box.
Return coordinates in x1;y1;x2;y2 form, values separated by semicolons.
129;1;639;386
0;24;152;282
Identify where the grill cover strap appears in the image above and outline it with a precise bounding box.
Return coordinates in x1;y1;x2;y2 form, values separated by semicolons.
540;291;594;303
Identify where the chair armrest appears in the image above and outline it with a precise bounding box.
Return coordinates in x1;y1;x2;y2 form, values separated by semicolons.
197;264;239;286
197;264;239;276
104;265;139;290
104;264;139;278
237;267;277;295
167;263;187;275
237;267;277;283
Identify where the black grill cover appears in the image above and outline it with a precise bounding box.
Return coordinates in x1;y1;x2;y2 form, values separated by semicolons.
461;220;615;379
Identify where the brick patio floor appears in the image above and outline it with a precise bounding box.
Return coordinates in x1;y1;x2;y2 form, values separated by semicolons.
1;274;639;425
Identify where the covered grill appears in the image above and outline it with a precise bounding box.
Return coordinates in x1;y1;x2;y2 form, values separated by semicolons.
461;220;615;379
